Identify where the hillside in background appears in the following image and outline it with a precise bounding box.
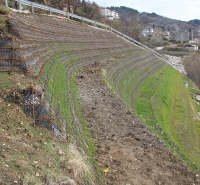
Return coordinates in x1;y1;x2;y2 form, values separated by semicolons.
108;6;200;38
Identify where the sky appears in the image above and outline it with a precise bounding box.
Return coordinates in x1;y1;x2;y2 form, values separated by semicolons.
94;0;200;21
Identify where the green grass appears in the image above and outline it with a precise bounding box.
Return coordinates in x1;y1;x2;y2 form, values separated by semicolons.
104;56;200;172
39;53;100;183
135;65;200;171
0;4;9;15
163;50;189;57
0;5;9;32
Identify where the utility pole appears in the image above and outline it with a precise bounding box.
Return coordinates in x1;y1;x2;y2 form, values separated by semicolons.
192;30;193;42
181;32;183;44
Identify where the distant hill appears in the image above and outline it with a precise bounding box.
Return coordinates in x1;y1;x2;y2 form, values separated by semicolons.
188;19;200;27
109;6;138;17
107;6;200;38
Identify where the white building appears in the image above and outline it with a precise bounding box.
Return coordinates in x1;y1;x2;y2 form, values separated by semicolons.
141;28;154;36
100;7;119;19
185;44;198;51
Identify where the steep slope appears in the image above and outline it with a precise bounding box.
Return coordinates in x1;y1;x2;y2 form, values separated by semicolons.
0;9;199;184
104;52;200;172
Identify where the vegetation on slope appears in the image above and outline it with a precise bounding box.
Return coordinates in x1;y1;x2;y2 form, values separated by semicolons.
39;53;100;184
0;72;96;184
136;65;200;171
0;4;9;32
105;59;200;172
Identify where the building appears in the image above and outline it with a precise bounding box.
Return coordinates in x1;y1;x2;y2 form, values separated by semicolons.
141;28;154;36
163;31;170;40
185;44;198;51
174;32;189;42
100;7;119;20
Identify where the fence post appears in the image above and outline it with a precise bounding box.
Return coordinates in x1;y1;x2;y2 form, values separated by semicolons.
19;0;22;11
11;37;14;72
31;2;34;13
5;0;8;7
49;7;52;15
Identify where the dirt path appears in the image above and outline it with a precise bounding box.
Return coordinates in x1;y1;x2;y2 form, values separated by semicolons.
77;63;199;185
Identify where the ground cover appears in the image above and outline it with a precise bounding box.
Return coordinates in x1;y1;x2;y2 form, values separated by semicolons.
2;7;200;184
104;52;200;172
0;72;96;185
136;65;200;171
38;53;100;184
77;62;198;185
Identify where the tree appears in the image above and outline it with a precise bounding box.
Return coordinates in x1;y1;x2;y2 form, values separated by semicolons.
184;52;200;88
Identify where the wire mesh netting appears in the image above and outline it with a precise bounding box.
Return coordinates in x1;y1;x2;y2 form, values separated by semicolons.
22;87;66;137
0;37;26;72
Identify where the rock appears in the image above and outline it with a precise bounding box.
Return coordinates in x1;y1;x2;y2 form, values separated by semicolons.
58;150;65;156
13;181;18;184
59;177;76;185
35;172;40;177
15;160;28;169
5;136;10;140
33;161;38;164
183;82;188;88
27;131;33;138
197;95;200;101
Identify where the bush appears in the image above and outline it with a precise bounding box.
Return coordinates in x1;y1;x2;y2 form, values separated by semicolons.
0;5;9;32
0;4;9;15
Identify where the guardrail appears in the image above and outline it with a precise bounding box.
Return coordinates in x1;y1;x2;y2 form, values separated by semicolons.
5;0;169;63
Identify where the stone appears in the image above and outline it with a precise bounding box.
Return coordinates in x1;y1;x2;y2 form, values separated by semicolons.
15;160;28;168
196;95;200;101
58;150;65;156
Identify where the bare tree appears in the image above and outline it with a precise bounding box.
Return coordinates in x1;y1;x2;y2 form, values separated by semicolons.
184;52;200;88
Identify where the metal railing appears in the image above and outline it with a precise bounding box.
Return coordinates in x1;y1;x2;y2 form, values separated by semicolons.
5;0;169;63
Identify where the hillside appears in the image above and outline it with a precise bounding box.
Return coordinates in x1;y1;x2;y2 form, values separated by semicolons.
109;6;200;37
0;6;200;185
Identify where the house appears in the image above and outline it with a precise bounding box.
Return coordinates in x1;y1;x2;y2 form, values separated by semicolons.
141;28;154;36
163;31;170;40
185;44;199;51
100;7;120;20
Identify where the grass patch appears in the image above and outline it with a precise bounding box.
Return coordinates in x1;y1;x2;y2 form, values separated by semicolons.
136;65;200;171
0;4;9;15
104;54;200;172
39;54;99;184
0;5;9;32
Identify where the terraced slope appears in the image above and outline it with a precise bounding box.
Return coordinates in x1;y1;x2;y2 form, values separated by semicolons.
7;11;154;133
104;51;200;171
2;10;199;184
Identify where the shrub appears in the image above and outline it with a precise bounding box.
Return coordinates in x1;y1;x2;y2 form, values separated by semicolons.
0;4;9;15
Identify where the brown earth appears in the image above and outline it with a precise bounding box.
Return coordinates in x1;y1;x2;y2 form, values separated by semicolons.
77;62;200;185
0;73;86;185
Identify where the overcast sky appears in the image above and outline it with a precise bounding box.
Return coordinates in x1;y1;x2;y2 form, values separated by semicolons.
94;0;200;21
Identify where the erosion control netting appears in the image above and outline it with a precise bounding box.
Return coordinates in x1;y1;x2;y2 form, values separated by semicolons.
1;11;166;142
0;10;170;184
22;86;64;136
0;37;26;72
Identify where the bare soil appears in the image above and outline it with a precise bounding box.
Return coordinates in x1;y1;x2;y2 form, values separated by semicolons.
0;72;84;185
77;62;200;185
